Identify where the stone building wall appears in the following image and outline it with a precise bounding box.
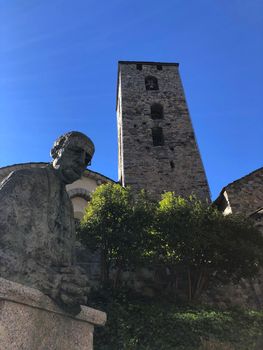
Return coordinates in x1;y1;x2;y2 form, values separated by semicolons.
214;167;263;216
117;61;210;201
214;166;263;236
213;167;263;309
250;207;263;233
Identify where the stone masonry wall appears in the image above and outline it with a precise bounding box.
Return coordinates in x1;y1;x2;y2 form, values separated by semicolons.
218;167;263;216
117;61;210;201
213;168;263;310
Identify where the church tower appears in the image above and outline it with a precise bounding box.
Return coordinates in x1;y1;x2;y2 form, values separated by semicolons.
117;61;210;200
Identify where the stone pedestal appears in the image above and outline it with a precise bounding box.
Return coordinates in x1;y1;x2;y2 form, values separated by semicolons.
0;278;106;350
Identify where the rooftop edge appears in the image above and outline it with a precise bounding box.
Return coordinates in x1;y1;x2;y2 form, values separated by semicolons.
118;60;179;66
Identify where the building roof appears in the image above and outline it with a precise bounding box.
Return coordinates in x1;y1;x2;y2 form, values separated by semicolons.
214;166;263;215
219;167;263;193
118;60;179;66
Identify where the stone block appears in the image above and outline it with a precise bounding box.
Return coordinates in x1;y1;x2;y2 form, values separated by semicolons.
0;278;106;350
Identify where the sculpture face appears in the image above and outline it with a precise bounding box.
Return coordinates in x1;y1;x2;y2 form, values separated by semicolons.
53;143;92;184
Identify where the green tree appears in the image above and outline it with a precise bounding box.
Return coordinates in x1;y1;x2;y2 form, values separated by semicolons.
155;193;263;300
79;183;154;286
79;186;263;299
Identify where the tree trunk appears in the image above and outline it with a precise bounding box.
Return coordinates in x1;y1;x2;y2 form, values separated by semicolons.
194;269;208;300
113;265;122;288
101;250;109;284
194;270;203;299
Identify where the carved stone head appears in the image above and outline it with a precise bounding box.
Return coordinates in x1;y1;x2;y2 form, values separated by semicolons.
51;131;95;184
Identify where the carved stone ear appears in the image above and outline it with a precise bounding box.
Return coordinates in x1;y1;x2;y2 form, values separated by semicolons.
50;136;66;159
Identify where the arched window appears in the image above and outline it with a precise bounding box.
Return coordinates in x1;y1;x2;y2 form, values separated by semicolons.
151;103;163;119
152;127;164;146
145;76;159;90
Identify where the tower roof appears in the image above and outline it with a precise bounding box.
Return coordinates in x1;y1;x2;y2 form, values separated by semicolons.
118;60;179;66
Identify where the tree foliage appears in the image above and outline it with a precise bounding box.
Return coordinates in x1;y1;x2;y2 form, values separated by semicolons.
79;183;154;285
154;193;263;300
79;185;263;299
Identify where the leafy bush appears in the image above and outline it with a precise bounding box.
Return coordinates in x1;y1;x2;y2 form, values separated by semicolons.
154;193;263;300
90;288;263;350
79;184;263;299
79;184;155;285
80;186;263;348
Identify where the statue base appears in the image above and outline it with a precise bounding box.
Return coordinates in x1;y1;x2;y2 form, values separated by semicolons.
0;277;106;350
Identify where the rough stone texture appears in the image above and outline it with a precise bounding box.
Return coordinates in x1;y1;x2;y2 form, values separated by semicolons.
75;242;101;288
251;207;263;233
0;162;114;221
117;61;210;201
213;168;263;309
0;277;106;350
0;131;95;313
201;273;263;309
214;167;263;217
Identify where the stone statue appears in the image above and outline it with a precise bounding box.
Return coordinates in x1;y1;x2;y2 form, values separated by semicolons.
0;131;95;314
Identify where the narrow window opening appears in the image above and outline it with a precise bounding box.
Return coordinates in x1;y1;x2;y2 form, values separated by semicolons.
157;65;162;70
145;76;159;90
152;127;164;146
134;124;137;128
151;103;163;119
136;64;142;70
170;161;175;169
169;146;174;151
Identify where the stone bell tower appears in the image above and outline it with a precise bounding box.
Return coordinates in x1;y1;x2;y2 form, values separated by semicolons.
116;61;210;200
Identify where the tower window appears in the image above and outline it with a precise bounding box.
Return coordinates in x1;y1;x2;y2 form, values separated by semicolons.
152;127;164;146
136;64;142;70
145;76;159;90
151;103;163;119
157;65;162;70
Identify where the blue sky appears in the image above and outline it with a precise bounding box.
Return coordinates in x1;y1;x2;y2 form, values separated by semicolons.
0;0;262;199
